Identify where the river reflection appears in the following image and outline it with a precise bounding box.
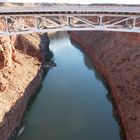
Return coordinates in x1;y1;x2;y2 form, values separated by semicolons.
13;32;121;140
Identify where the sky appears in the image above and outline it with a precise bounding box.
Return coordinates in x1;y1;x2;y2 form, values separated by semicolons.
1;0;140;4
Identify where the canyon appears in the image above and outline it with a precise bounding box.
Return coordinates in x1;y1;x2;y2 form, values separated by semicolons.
0;10;140;140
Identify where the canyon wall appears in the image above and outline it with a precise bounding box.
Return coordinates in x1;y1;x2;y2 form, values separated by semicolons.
70;31;140;140
0;33;49;140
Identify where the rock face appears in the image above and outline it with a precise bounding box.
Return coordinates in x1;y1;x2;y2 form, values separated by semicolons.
16;34;44;62
70;31;140;140
0;46;5;69
0;33;49;140
0;35;17;92
0;36;16;69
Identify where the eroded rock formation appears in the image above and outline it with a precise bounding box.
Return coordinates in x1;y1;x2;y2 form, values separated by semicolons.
0;36;16;69
0;35;17;93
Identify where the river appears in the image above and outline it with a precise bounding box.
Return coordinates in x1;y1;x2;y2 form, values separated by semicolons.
13;32;121;140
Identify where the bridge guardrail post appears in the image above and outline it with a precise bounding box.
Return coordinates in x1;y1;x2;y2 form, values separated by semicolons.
133;17;136;28
35;16;38;30
66;16;71;27
5;16;9;33
99;15;103;26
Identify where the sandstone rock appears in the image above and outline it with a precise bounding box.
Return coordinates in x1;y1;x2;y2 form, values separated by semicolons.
0;45;5;69
16;34;44;62
0;36;17;69
0;77;8;92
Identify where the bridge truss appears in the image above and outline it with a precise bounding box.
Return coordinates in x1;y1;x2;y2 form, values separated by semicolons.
0;13;140;36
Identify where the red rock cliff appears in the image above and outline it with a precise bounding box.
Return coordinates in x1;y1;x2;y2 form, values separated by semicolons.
0;35;17;91
70;31;140;140
0;33;47;140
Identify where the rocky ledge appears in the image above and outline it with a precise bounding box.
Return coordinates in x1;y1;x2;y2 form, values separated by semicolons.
0;33;50;140
70;31;140;140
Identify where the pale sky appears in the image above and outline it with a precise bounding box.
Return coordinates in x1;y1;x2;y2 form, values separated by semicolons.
2;0;140;4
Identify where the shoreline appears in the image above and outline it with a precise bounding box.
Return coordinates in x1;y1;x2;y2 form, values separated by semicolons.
70;31;140;140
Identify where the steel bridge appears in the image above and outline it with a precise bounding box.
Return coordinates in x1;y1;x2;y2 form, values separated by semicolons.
1;5;140;36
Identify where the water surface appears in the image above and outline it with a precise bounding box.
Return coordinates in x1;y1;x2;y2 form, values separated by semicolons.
14;32;121;140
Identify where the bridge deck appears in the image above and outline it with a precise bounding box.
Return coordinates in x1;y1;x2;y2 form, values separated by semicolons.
1;5;140;35
0;5;140;15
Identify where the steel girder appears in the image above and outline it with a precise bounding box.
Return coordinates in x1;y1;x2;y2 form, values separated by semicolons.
0;14;140;36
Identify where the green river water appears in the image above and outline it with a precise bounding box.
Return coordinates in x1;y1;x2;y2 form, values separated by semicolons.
13;32;121;140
